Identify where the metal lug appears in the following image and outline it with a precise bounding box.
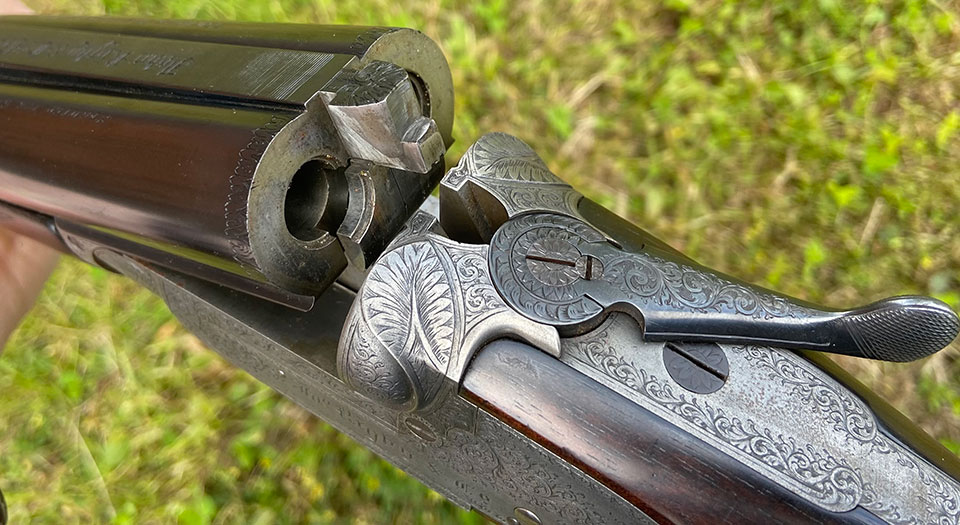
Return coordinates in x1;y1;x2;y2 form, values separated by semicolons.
322;60;445;173
439;132;582;243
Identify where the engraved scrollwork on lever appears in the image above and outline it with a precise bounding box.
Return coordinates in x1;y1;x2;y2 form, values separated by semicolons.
447;133;959;361
488;212;819;334
602;251;814;320
485;212;958;361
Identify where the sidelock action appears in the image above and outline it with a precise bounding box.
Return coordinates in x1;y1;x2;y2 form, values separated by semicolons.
1;16;959;525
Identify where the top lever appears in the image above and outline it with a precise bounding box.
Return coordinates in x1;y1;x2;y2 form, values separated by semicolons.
487;212;958;362
441;133;960;362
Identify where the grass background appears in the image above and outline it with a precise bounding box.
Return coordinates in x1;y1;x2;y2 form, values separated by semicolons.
1;0;959;523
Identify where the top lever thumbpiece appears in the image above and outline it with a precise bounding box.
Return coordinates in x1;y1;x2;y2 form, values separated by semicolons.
440;133;959;362
487;212;959;362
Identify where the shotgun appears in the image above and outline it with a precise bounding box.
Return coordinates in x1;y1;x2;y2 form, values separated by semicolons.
0;16;958;524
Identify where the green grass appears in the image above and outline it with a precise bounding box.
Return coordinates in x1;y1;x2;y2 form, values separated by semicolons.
3;0;960;522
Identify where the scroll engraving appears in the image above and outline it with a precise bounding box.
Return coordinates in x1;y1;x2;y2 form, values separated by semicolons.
734;345;960;524
432;415;645;524
442;132;582;220
490;214;605;325
570;326;863;510
561;314;960;522
339;315;412;409
125;254;647;524
225;114;292;268
489;212;818;331
446;132;558;186
603;253;817;319
323;59;409;106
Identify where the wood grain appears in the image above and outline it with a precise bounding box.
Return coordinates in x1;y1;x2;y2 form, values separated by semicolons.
462;339;886;524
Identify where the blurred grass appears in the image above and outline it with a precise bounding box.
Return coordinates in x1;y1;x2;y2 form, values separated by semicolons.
2;0;959;522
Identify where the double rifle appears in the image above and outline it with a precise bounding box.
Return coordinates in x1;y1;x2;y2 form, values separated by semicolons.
0;16;958;524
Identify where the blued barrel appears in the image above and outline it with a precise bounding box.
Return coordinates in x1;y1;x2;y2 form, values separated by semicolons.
0;18;452;303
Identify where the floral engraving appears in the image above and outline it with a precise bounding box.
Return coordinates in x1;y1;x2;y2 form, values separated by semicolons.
561;314;960;523
226;114;291;267
498;185;580;216
443;133;582;219
447;132;558;186
490;212;816;331
339;316;411;408
604;253;818;319
733;345;960;524
363;241;455;372
441;244;505;329
326;60;407;106
568;333;863;510
338;239;457;411
732;345;880;444
339;223;558;419
432;415;635;524
489;214;605;326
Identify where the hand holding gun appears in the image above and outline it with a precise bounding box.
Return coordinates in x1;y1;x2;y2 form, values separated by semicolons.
0;0;58;347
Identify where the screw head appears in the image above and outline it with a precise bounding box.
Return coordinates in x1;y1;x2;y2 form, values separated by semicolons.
513;507;542;525
663;342;729;394
526;237;581;286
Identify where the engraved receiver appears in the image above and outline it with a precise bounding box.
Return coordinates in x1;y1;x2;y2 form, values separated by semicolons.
339;132;960;523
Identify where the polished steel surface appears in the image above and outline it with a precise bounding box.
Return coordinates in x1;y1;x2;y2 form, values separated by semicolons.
0;16;456;147
0;18;453;305
0;24;348;106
